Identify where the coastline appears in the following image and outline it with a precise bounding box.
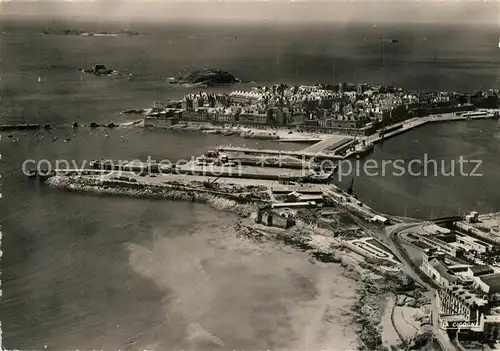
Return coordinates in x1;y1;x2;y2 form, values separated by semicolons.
140;109;500;161
44;173;429;350
5;18;500;351
46;175;261;216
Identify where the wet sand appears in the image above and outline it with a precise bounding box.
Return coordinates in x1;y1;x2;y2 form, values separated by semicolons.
127;217;360;350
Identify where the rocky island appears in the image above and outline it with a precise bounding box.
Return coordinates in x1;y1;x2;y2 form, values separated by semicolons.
168;69;241;87
41;29;141;36
80;64;131;77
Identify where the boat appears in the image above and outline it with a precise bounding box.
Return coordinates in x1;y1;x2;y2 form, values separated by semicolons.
304;171;335;184
357;143;374;157
38;76;42;83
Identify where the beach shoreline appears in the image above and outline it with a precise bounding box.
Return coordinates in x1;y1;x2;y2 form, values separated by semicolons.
44;173;429;350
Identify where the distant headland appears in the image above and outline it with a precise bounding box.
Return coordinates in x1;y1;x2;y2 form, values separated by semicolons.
168;69;242;87
40;29;141;36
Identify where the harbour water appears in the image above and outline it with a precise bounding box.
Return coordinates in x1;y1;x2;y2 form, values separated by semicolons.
1;19;500;349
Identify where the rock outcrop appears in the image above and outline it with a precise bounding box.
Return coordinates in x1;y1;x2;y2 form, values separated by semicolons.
42;29;140;36
81;64;117;76
169;69;240;87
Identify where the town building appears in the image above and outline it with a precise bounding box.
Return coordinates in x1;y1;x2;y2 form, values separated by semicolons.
418;233;464;257
217;113;235;123
237;113;269;125
370;215;388;225
144;83;493;134
230;90;264;104
456;233;493;253
466;211;479;223
421;250;460;287
438;283;489;325
430;255;500;343
437;276;500;342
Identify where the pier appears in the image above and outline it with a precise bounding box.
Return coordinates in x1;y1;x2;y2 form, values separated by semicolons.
39;162;334;184
275;137;323;143
216;146;345;161
366;110;499;145
175;162;309;181
302;135;355;153
222;110;500;163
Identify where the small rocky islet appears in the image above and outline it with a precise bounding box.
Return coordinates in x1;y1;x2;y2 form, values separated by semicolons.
80;64;131;77
41;29;140;36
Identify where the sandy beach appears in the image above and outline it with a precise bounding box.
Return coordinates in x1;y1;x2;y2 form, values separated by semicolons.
126;219;360;350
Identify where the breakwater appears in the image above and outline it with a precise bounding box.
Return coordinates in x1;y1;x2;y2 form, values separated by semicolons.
46;176;262;216
369;111;499;145
231;158;311;170
0;124;44;131
0;120;142;132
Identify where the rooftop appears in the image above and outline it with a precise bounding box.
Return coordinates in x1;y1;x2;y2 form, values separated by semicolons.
423;224;451;234
430;258;459;283
371;215;388;222
447;283;489;306
298;194;324;201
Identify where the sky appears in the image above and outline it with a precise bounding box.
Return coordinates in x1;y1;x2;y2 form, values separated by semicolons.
0;0;499;26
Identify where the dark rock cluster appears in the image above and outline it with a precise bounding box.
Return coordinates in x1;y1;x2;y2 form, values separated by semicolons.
81;64;116;76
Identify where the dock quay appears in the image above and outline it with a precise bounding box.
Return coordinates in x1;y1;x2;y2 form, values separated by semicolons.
218;111;499;162
275;137;323;143
221;153;313;169
217;146;345;161
217;141;371;162
29;164;400;225
175;162;312;181
367;110;499;145
89;157;313;172
302;135;355;153
85;160;328;183
229;158;309;169
271;188;324;194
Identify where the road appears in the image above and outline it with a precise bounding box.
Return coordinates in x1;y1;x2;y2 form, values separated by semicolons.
335;207;456;349
341;211;457;349
385;222;442;289
324;186;419;225
386;222;458;350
